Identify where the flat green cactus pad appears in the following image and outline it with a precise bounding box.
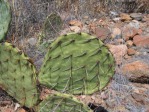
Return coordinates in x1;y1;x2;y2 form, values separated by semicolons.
0;43;38;107
0;0;11;41
39;33;115;94
36;92;91;112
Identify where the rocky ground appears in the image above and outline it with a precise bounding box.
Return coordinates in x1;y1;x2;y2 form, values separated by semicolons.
0;9;149;112
61;12;149;112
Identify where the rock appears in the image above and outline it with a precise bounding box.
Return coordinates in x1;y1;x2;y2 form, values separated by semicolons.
131;93;148;105
126;40;133;47
120;13;132;21
142;15;149;22
27;38;37;46
124;54;131;60
128;20;140;29
122;26;141;40
133;35;149;48
94;27;111;41
69;20;83;28
122;61;149;83
89;22;96;33
130;13;143;21
70;26;81;33
116;39;124;44
107;44;127;65
17;108;26;112
111;28;122;39
127;48;136;55
1;108;13;112
109;11;119;17
113;17;121;22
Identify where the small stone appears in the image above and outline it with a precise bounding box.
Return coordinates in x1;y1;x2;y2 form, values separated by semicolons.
130;13;143;21
94;27;111;41
70;26;81;33
122;61;149;83
131;93;146;105
126;40;133;47
111;28;121;39
28;38;37;46
124;54;131;60
107;44;127;65
122;26;140;40
128;20;140;29
116;39;124;44
127;48;136;55
69;20;83;28
113;17;121;22
17;108;26;112
120;13;132;21
133;35;149;48
91;96;96;100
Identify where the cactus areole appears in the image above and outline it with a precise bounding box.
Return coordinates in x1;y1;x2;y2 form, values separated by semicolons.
36;92;92;112
39;33;115;94
0;0;11;41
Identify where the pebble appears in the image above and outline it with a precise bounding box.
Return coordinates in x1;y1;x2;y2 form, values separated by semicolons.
27;38;37;46
130;13;143;21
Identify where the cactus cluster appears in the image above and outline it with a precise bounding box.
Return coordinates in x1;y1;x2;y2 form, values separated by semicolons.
0;0;11;41
0;1;115;111
0;42;38;107
36;92;91;112
39;33;115;94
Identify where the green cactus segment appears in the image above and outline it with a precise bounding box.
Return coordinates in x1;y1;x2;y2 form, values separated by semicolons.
0;0;11;41
39;33;115;94
36;92;91;112
0;42;38;107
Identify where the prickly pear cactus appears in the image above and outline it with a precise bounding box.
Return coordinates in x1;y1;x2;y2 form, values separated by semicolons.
44;13;62;36
0;43;38;108
0;0;11;41
39;33;115;94
36;92;92;112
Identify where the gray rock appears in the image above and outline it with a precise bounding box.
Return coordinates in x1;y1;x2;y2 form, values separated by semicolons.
28;38;37;46
130;13;143;21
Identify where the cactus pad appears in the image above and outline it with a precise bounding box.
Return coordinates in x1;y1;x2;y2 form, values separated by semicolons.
43;13;62;39
0;43;38;107
39;33;115;94
36;92;91;112
0;0;11;41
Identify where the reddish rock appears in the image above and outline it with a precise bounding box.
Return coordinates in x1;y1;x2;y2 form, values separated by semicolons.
116;39;124;44
131;93;147;105
17;108;26;112
69;20;83;28
70;26;81;33
122;27;141;40
127;48;136;55
122;61;149;83
111;27;121;39
94;27;111;40
89;22;96;33
133;35;149;47
120;13;132;21
126;40;133;47
107;44;127;64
